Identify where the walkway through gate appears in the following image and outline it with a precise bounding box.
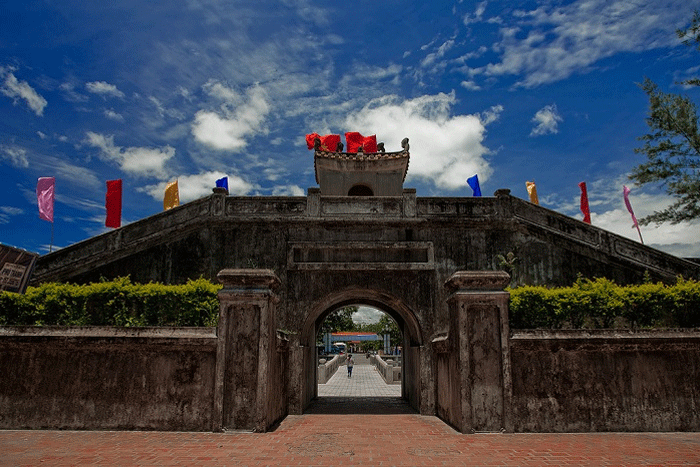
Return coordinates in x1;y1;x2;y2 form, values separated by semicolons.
215;268;512;433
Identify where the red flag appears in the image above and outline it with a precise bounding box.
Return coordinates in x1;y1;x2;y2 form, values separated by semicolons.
36;177;55;223
105;179;122;228
578;181;591;224
345;132;377;153
305;133;341;151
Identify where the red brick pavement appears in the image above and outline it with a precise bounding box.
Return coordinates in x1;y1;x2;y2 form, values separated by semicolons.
2;408;700;467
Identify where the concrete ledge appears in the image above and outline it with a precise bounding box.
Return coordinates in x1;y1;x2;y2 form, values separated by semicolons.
318;354;345;384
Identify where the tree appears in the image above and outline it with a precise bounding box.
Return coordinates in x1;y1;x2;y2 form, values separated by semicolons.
629;11;700;225
317;305;357;337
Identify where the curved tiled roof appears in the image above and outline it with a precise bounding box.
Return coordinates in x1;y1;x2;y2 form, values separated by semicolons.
314;149;410;184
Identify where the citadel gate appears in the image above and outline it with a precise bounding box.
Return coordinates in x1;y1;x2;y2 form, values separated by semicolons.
216;266;511;434
11;137;698;433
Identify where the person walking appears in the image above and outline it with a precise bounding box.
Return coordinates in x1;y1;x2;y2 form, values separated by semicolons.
347;354;354;378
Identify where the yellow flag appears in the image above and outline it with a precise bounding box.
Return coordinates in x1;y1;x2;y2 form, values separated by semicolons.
164;180;179;211
526;181;539;205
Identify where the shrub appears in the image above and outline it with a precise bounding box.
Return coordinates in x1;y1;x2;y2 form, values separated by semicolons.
509;277;700;329
0;277;221;327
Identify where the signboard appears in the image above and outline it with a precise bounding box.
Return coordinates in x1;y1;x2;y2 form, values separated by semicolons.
0;244;39;294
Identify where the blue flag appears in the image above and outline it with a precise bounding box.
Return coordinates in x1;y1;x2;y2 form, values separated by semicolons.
216;176;229;193
467;174;482;197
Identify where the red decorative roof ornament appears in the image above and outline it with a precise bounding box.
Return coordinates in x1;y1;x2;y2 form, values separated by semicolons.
345;132;377;153
305;133;341;151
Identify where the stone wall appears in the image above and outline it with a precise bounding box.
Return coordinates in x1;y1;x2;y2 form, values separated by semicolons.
33;192;700;289
509;330;700;432
0;270;291;433
1;304;699;433
0;327;217;431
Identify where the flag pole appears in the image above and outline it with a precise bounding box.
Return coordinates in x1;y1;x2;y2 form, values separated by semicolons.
634;223;644;245
49;221;54;253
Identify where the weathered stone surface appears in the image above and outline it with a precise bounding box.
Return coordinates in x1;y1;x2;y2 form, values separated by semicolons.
33;192;699;287
510;330;700;432
217;269;280;290
13;189;700;434
445;270;511;292
0;327;217;431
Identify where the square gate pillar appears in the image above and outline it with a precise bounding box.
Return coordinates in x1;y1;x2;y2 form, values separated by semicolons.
442;271;512;433
213;269;281;432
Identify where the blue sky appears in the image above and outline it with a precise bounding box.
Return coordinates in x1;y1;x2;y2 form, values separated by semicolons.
2;0;699;258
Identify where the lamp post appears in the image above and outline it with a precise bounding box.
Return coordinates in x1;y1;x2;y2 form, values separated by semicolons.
384;325;390;355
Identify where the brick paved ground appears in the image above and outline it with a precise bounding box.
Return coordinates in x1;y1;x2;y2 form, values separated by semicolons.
2;361;699;466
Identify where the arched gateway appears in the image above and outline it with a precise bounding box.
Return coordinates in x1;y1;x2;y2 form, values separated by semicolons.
215;266;511;433
27;136;700;433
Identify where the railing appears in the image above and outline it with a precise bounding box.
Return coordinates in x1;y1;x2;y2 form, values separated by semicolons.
371;354;401;384
317;354;346;384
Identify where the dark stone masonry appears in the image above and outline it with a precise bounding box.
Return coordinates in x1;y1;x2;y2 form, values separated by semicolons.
3;144;698;433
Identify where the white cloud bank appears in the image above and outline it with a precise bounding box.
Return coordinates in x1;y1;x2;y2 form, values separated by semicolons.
558;178;700;257
465;0;691;88
192;83;270;151
593;190;700;257
344;92;499;190
0;67;47;116
140;171;253;203
85;132;175;178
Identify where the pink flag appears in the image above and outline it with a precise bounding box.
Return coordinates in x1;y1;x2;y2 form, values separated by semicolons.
578;181;591;224
105;179;122;228
36;177;55;223
623;185;638;228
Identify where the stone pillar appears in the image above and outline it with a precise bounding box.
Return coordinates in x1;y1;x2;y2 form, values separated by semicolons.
443;270;512;433
402;188;416;217
306;187;321;217
213;269;280;432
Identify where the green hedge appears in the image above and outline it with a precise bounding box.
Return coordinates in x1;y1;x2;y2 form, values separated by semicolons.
0;277;221;327
3;276;699;329
509;277;700;329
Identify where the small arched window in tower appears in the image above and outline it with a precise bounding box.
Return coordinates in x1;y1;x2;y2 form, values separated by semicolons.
348;184;374;196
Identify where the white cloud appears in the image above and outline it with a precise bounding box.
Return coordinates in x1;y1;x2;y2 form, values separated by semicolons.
595;206;700;257
345;92;494;190
339;64;403;88
104;109;124;121
84;131;175;177
192;83;270;151
460;80;482;91
467;0;690;88
421;40;455;68
463;1;488;25
85;81;125;98
480;105;504;125
530;104;562;136
0;206;24;225
59;82;88;103
0;68;47;116
140;171;254;202
555;176;700;257
271;185;305;196
0;145;29;168
352;306;384;325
